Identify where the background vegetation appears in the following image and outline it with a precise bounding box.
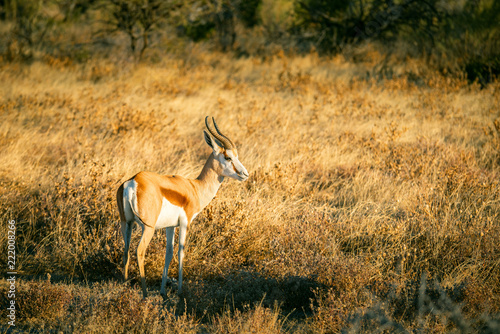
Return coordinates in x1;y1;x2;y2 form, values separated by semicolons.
0;0;499;332
1;0;499;81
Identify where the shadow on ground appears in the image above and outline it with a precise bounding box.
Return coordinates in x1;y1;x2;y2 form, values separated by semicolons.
152;270;327;319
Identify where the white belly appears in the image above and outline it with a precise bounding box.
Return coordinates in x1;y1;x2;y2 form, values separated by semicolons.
155;198;186;229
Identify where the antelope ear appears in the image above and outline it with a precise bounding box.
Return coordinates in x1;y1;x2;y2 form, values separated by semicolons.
204;130;223;154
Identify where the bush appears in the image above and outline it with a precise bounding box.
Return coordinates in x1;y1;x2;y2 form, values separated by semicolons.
4;0;57;61
98;0;175;60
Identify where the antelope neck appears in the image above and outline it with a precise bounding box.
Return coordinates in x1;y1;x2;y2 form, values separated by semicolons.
195;153;224;209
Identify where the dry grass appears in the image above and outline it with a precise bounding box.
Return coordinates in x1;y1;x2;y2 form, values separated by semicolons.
0;49;499;332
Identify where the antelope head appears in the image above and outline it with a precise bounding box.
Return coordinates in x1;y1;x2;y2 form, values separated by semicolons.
204;116;249;181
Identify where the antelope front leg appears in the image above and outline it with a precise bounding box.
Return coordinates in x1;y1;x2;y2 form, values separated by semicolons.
160;227;175;296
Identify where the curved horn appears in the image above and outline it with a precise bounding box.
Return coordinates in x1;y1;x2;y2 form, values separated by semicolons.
205;116;234;149
212;117;236;149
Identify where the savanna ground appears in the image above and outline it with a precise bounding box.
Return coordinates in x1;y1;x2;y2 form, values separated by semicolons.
1;43;500;332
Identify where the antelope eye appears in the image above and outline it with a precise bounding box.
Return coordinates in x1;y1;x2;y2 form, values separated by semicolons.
225;156;232;161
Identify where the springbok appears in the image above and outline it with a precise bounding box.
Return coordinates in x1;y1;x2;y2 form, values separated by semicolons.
116;116;249;297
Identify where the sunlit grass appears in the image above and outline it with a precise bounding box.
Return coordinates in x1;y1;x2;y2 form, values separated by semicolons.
0;50;499;332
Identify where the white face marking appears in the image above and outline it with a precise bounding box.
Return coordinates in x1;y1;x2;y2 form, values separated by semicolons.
155;197;188;230
219;150;249;181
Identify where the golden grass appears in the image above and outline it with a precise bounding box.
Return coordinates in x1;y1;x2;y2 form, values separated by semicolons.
0;49;499;332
